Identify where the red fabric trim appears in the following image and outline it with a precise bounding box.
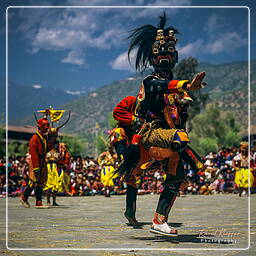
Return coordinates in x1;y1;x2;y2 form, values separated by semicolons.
167;80;179;93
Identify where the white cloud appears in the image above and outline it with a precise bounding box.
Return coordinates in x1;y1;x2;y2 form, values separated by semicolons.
205;32;247;54
61;50;85;66
12;0;192;67
110;50;136;71
178;32;247;59
24;9;125;66
178;40;203;58
15;6;129;66
31;28;73;52
111;30;246;71
93;28;123;49
32;84;42;89
203;14;219;33
17;0;249;69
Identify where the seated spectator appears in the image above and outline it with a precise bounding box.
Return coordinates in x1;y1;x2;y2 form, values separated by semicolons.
199;182;213;195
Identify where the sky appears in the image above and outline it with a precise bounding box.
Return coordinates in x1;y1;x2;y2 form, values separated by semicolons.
1;0;256;91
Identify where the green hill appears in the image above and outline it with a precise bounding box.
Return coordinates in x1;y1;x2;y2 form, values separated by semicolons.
15;60;255;154
61;60;254;134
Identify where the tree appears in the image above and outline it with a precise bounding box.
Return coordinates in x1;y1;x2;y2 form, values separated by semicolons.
0;128;5;157
108;111;117;129
174;56;198;82
96;134;109;153
93;113;115;156
174;57;208;121
189;103;241;155
0;128;29;157
61;134;87;157
8;141;28;156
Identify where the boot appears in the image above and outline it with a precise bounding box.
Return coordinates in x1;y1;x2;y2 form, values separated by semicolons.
20;185;33;208
35;200;49;208
46;193;51;206
124;185;140;226
52;192;60;206
20;196;30;208
124;207;140;226
105;187;111;197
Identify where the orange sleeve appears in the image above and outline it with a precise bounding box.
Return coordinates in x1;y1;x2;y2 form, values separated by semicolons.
168;80;189;92
113;96;137;126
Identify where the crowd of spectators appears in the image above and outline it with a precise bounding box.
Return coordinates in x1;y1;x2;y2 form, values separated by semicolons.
0;146;255;198
183;147;240;195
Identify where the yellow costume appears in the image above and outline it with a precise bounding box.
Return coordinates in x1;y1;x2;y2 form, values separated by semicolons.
234;168;254;189
98;152;119;196
101;165;118;187
233;142;254;193
59;172;70;193
44;149;63;192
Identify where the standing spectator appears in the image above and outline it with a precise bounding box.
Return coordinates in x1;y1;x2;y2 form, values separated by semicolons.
233;142;254;196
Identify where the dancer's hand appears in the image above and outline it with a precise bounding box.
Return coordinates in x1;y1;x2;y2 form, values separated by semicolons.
187;71;207;91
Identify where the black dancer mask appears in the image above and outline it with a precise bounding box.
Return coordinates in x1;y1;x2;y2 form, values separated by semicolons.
128;12;179;72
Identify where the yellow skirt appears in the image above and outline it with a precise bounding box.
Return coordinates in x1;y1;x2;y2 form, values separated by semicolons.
44;163;61;192
100;166;118;187
235;168;254;188
58;171;69;193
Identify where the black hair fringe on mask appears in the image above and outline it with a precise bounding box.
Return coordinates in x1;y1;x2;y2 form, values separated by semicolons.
158;11;167;29
127;11;179;72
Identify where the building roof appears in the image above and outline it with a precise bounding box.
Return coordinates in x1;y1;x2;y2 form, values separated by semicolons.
7;125;36;134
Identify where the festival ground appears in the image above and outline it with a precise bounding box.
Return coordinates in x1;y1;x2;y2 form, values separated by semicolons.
0;194;255;256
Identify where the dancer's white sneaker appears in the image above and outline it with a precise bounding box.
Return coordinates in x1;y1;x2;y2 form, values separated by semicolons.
150;221;178;237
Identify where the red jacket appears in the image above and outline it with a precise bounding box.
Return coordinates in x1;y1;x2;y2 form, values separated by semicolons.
29;131;47;171
113;96;137;126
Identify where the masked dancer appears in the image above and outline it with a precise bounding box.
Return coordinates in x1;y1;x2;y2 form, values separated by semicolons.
112;13;206;236
21;118;49;208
